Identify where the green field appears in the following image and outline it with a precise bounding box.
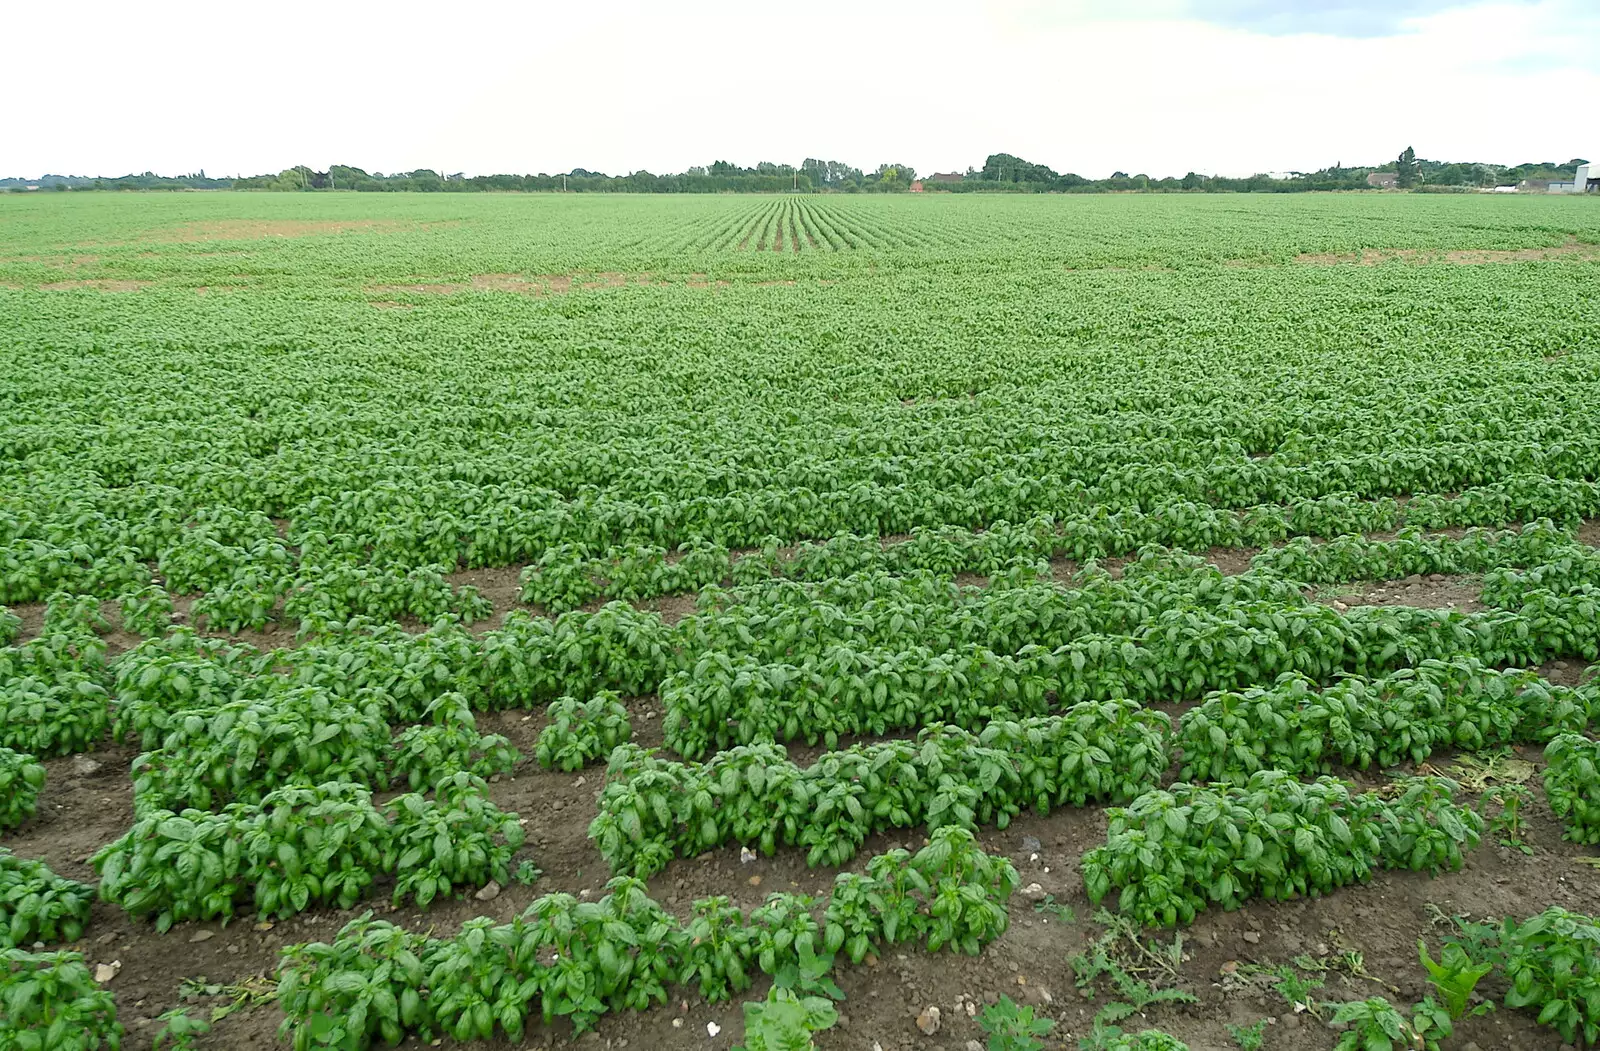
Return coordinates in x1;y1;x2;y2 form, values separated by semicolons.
4;191;1600;1050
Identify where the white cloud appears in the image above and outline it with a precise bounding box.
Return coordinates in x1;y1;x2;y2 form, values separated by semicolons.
0;0;1594;179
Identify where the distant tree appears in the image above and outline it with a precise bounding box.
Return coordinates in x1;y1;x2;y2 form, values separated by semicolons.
1396;146;1419;188
869;163;917;192
980;153;1057;183
801;159;863;187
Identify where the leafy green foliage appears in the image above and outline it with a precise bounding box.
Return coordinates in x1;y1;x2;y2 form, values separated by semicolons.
1225;1019;1266;1051
42;592;109;636
1501;907;1600;1044
1082;1026;1191;1051
534;692;631;771
678;896;758;1002
0;949;123;1050
0;747;46;831
1326;996;1452;1051
0;669;111;757
275;912;434;1051
390;694;519;791
734;986;839;1051
0;849;93;949
275;838;1016;1048
131;688;391;811
979;995;1055;1051
1176;660;1562;784
751;892;839;998
593;702;1165;878
1082;772;1481;926
386;775;525;909
117;585;173;637
152;1008;210;1051
1481;783;1534;855
1418;938;1493;1019
93;777;524;929
1542;734;1600;843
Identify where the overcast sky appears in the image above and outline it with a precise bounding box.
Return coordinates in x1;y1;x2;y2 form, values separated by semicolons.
4;0;1595;180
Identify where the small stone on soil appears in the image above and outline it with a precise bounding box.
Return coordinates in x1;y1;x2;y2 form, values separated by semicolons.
1242;931;1261;944
188;929;214;943
476;880;502;901
916;1005;941;1035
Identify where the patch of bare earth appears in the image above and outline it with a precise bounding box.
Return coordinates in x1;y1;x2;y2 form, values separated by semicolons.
1540;658;1593;687
37;279;149;292
367;272;700;301
1293;237;1600;266
1204;546;1258;575
135;219;446;244
444;565;525;627
1311;573;1484;613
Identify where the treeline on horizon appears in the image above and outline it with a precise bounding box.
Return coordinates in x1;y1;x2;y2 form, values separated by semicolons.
4;151;1589;195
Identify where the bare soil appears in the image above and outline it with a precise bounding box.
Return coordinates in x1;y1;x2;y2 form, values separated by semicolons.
37;279;150;292
368;273;659;300
1294;238;1600;267
1203;547;1258;575
1310;574;1487;614
137;220;430;243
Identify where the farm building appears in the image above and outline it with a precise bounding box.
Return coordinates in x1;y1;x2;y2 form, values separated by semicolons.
1550;162;1597;193
928;172;964;184
909;180;924;193
1492;185;1519;193
1366;171;1399;189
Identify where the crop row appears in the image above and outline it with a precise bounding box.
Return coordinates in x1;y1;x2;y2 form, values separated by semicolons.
659;589;1600;757
126;689;517;812
1174;658;1595;782
9;458;1600;606
1083;772;1481;926
592;700;1168;876
525;510;1584;613
275;827;1015;1047
8;529;1600;766
596;660;1600;877
92;776;525;931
